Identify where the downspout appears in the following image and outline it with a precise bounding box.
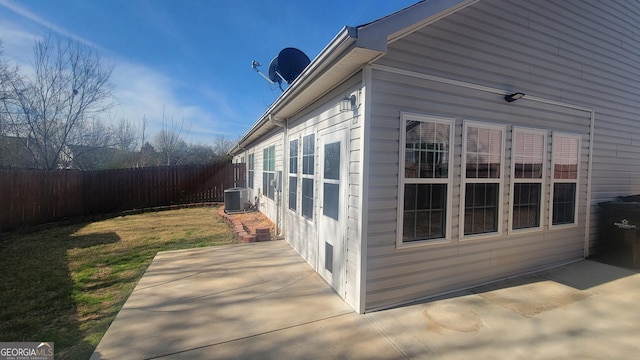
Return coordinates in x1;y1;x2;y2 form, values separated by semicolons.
237;147;245;188
584;110;595;258
232;146;247;187
282;118;290;240
270;114;286;239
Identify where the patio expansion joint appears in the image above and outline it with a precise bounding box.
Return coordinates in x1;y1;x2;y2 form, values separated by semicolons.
143;311;355;360
364;314;411;360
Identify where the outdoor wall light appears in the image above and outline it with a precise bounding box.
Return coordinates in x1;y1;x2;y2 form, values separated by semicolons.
341;94;357;112
504;92;525;103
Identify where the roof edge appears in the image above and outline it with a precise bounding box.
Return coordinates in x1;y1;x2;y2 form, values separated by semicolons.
230;27;356;156
230;0;480;156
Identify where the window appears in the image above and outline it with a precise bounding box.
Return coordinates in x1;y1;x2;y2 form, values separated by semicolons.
551;134;580;226
289;139;298;211
510;129;546;231
301;134;315;219
247;153;254;189
262;146;275;200
323;141;341;221
462;122;504;236
399;114;453;243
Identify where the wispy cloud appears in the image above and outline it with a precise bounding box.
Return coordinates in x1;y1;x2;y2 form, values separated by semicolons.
109;60;236;144
0;20;38;64
0;0;101;50
0;3;234;144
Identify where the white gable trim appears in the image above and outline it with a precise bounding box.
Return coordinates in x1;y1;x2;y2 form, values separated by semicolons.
356;0;480;52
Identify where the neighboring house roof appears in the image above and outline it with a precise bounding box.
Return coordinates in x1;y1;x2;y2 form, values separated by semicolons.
66;144;127;170
0;135;38;169
230;0;478;155
0;136;125;170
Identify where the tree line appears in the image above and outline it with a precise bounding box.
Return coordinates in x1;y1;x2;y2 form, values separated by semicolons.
0;36;235;170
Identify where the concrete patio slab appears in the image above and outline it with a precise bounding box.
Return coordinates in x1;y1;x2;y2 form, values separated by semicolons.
162;313;403;360
91;241;403;359
92;241;640;359
366;261;640;360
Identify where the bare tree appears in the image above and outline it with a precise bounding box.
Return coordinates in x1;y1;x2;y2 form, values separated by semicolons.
153;109;189;166
140;115;147;150
138;141;157;167
113;117;139;152
79;116;114;147
1;42;24;168
211;134;234;157
154;129;187;166
1;36;113;169
136;115;153;167
1;43;16;135
60;116;115;169
181;143;216;165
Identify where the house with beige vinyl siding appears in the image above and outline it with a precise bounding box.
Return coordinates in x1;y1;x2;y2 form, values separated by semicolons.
230;0;640;313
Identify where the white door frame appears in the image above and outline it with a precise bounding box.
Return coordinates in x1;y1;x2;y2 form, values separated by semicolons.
317;126;349;296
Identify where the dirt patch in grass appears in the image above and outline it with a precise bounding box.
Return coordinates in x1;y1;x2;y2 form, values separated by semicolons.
0;207;237;360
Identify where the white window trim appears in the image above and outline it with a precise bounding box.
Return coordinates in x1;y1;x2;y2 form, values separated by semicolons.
301;133;315;221
460;120;506;240
508;127;547;234
247;152;255;190
262;145;276;201
288;137;299;213
549;132;581;229
396;113;454;249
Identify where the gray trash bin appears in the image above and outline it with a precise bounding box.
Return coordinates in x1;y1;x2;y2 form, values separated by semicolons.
598;201;640;268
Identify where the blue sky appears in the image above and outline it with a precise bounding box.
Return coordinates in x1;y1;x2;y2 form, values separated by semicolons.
0;0;417;144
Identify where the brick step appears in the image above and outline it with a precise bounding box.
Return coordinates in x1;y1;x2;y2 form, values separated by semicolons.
255;228;271;234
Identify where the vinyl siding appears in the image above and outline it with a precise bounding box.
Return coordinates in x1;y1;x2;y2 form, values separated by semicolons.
282;72;364;309
238;132;283;223
237;70;363;309
365;0;604;310
376;0;640;256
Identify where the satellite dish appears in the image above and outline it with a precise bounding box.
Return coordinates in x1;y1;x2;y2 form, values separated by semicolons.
267;56;280;84
276;47;310;84
251;47;311;92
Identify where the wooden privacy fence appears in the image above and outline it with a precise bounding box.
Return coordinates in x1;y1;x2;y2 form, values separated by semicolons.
0;163;245;231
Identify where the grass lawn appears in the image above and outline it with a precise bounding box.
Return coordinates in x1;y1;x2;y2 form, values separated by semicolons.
0;207;237;359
